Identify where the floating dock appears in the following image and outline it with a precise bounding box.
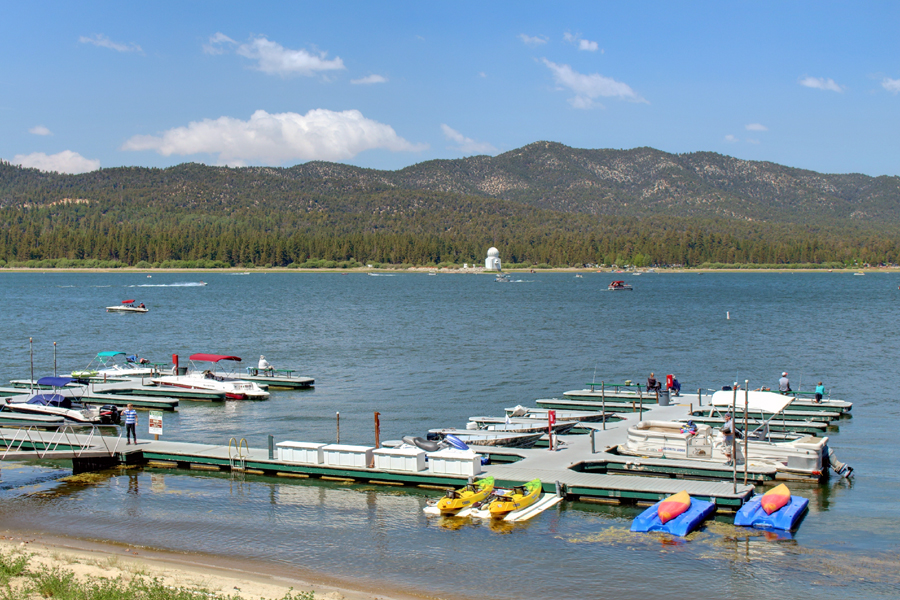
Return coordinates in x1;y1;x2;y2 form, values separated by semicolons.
240;368;315;390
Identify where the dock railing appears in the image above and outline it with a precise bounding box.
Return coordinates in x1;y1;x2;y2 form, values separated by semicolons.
0;424;124;460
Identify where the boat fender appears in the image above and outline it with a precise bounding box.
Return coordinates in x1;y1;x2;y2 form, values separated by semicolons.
444;434;469;451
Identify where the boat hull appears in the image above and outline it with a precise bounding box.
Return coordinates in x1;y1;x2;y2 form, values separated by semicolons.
734;495;809;531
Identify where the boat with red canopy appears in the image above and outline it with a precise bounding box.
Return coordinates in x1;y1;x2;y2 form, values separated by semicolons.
608;281;633;291
152;354;269;400
106;299;149;313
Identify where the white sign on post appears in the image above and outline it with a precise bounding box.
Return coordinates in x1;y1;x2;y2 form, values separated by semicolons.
148;411;163;436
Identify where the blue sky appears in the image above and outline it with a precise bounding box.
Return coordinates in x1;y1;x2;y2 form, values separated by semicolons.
2;2;898;176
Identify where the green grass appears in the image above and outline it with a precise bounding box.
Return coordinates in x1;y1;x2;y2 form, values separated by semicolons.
0;550;314;600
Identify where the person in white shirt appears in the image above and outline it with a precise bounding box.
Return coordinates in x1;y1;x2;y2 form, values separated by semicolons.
258;355;273;375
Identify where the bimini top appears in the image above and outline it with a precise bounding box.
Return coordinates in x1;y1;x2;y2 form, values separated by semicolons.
26;394;73;408
36;376;76;388
189;354;242;363
122;299;136;304
710;390;793;414
97;351;126;358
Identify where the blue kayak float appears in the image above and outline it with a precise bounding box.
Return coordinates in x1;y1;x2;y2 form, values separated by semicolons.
631;491;716;537
734;495;809;531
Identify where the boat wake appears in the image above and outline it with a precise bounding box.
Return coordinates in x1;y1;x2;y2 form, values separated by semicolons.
128;282;207;287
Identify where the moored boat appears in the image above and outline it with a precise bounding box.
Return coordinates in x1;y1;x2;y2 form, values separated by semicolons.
426;429;543;448
436;477;495;515
734;483;809;531
5;377;121;424
487;479;542;518
152;354;269;400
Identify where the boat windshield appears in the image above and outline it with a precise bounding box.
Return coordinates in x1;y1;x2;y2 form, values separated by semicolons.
27;394;72;408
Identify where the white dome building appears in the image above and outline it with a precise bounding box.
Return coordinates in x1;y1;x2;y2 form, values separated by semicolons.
485;247;502;271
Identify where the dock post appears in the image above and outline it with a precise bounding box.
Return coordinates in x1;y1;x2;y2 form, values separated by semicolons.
601;382;606;430
744;380;749;485
590;428;596;454
268;435;274;460
374;411;381;449
53;341;57;377
731;383;738;493
698;388;702;407
638;385;643;421
336;411;340;443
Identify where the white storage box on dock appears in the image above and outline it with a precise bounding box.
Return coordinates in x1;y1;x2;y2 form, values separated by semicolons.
372;447;427;472
276;441;326;464
322;444;375;468
427;449;482;476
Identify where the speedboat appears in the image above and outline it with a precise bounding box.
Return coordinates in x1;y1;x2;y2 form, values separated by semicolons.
72;351;159;379
495;273;511;282
152;354;269;400
5;377;120;424
608;281;632;290
488;479;542;518
106;300;148;313
436;477;495;515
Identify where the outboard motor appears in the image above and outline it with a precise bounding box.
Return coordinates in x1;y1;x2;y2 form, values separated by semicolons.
99;404;121;425
827;447;853;478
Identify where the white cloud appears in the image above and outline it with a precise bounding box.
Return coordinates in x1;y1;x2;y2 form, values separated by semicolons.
541;58;645;108
745;123;768;131
799;76;843;92
79;34;142;53
440;124;497;155
12;151;100;174
563;32;599;51
235;37;344;77
29;125;52;136
882;77;900;94
724;134;738;143
203;32;237;55
351;74;387;85
747;139;761;145
519;34;548;46
122;109;427;165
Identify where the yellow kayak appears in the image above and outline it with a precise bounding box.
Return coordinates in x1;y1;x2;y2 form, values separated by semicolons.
488;478;542;518
436;476;495;515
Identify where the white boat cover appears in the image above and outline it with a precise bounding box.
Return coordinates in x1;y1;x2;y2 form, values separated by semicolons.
710;390;793;414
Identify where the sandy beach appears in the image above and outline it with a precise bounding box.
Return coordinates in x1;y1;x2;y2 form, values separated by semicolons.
0;532;424;600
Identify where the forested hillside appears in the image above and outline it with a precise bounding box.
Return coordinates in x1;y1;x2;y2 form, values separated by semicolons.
1;143;898;268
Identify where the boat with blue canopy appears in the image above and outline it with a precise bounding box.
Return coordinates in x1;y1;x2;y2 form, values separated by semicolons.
5;377;121;424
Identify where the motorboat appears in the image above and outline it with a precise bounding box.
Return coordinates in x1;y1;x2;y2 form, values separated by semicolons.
465;417;578;435
617;419;830;479
608;281;632;290
495;273;511;282
435;477;495;515
72;351;159;379
152;354;269;400
4;377;120;424
504;406;610;423
488;479;542;518
426;429;543;448
106;300;149;313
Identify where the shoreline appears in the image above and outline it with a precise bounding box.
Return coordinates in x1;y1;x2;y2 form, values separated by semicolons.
0;266;897;274
0;530;434;600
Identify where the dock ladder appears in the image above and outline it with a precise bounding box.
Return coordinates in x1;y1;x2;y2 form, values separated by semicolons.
228;437;249;472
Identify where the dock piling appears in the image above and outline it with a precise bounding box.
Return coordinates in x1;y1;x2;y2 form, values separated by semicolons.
336;411;340;443
601;382;606;430
268;435;274;460
590;428;596;454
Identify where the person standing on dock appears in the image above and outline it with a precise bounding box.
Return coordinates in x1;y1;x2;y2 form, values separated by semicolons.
124;403;137;445
779;372;791;394
721;413;735;466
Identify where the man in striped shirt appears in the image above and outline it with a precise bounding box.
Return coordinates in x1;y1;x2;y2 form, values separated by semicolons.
124;403;138;445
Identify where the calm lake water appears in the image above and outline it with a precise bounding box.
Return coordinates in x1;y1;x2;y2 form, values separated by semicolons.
0;271;898;599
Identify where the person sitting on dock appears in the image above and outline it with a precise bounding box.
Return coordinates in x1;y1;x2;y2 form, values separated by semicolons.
668;376;681;397
815;381;825;404
721;413;735;466
779;372;791;394
647;373;662;392
258;355;274;375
